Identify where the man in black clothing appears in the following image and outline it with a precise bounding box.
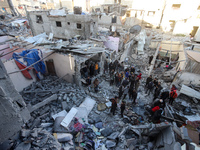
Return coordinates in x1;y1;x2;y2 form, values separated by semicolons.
122;78;129;87
153;99;165;109
86;76;91;86
120;101;126;117
119;85;124;98
131;89;138;104
110;96;118;115
129;74;135;89
145;75;152;88
160;90;169;101
146;81;154;95
130;66;135;74
154;82;162;100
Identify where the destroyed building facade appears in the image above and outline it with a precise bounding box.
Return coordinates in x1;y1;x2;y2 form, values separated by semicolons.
28;10;98;39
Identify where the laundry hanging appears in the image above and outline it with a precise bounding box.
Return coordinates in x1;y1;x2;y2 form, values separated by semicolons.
12;49;46;79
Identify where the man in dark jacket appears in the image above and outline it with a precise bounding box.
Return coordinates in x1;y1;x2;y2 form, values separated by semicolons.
154;82;162;100
146;81;154;95
129;74;135;89
130;66;135;74
130;89;137;104
110;96;118;115
120;101;126;117
160;90;169;101
122;78;129;87
119;85;124;99
145;75;152;88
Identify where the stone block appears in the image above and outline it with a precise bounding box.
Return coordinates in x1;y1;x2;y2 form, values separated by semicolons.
21;129;31;138
15;142;31;150
61;101;67;110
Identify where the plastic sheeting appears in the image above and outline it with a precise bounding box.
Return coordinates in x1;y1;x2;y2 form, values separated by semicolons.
13;49;46;79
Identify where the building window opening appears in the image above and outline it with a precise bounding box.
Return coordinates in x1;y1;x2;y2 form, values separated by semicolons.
67;22;70;25
147;11;155;16
172;4;181;9
77;23;82;29
112;15;117;23
36;15;43;24
56;21;62;27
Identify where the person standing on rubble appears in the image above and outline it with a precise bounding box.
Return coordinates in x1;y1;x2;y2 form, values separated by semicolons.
110;96;118;115
129;89;137;104
86;76;91;86
160;90;169;101
122;77;129;87
94;62;98;76
169;90;177;105
145;75;152;88
146;81;154;95
104;60;108;74
135;77;140;91
109;62;114;74
171;84;177;91
129;74;136;89
123;85;129;100
125;70;129;78
119;85;124;99
110;69;115;86
120;101;126;117
90;63;94;77
153;82;162;100
93;78;99;93
130;66;135;74
115;72;120;87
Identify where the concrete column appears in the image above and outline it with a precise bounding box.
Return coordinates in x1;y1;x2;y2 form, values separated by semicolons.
74;59;81;87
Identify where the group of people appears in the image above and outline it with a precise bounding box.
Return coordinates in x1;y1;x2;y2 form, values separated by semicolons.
147;83;178;123
81;61;101;79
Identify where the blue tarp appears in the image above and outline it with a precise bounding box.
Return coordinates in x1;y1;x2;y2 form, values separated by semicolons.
13;49;46;79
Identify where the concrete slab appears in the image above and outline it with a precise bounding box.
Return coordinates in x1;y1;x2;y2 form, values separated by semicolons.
52;110;67;120
74;107;88;124
61;107;78;128
79;97;96;115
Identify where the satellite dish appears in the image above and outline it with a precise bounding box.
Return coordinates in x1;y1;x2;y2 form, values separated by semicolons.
129;25;142;35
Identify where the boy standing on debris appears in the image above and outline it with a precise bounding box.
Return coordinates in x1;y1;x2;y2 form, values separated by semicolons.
120;101;126;117
169;90;177;105
110;96;118;115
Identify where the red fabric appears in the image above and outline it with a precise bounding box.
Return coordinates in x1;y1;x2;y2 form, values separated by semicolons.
152;106;160;112
170;90;177;99
137;73;142;80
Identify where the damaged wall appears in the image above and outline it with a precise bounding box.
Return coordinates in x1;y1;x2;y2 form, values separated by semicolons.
44;52;75;83
98;16;141;28
4;60;37;92
0;60;30;143
29;11;98;39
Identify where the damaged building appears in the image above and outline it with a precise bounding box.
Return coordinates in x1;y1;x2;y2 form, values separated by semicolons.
0;1;200;150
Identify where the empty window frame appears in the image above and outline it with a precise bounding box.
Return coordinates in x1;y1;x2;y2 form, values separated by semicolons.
112;15;117;23
172;4;181;9
147;11;155;16
36;15;43;24
56;21;62;27
77;23;82;29
67;22;70;25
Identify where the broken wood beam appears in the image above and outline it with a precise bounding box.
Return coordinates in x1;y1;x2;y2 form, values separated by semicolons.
28;94;57;112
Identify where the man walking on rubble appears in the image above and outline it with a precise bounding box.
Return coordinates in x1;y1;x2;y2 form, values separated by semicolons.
120;101;126;117
153;82;162;100
145;75;152;88
135;77;140;91
123;85;129;100
110;96;118;115
169;89;177;105
129;89;137;104
119;85;124;99
146;81;154;95
110;69;115;86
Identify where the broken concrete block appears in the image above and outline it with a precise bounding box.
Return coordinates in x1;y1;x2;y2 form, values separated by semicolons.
32;134;49;147
97;103;107;111
52;110;67;120
53;133;73;143
54;117;68;133
61;101;67;110
106;140;116;148
30;129;38;138
95;122;103;129
15;142;31;150
21;129;31;138
63;94;67;101
107;132;120;140
101;128;113;137
39;106;50;115
61;107;78;128
29;94;57;112
126;138;137;147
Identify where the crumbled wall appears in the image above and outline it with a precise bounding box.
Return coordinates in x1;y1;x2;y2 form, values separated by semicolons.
0;60;30;144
